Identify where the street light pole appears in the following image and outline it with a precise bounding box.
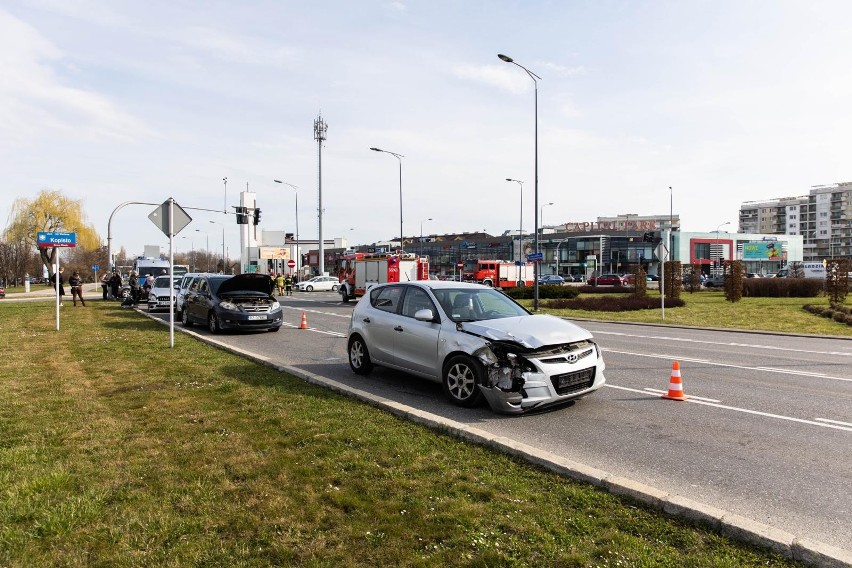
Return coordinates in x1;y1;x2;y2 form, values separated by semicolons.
195;229;209;272
370;147;404;255
209;220;225;273
714;221;731;274
419;218;432;258
499;53;542;309
505;179;524;266
274;180;300;277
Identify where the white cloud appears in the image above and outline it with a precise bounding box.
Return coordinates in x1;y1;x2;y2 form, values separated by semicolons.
174;26;298;67
0;8;153;144
453;63;531;94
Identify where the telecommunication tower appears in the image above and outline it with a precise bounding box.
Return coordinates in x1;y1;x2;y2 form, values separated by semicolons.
314;113;327;275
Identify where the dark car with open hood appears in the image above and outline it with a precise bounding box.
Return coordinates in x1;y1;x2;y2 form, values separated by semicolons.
181;273;283;333
346;281;606;414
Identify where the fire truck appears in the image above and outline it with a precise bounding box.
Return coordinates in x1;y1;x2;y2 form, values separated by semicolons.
337;252;430;302
463;259;535;288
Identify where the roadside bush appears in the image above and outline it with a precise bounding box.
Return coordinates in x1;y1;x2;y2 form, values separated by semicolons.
683;264;702;293
575;285;633;294
663;261;682;300
724;260;745;303
743;278;823;298
506;285;579;300
632;267;647;297
544;295;685;312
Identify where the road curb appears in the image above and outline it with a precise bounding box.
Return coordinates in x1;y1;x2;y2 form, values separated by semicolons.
152;314;852;567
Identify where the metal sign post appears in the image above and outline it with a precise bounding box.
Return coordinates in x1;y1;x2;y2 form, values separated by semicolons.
149;199;192;347
37;232;77;331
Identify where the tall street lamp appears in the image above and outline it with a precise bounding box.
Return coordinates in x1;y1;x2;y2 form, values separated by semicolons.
195;229;209;272
209;220;226;273
505;178;524;265
181;236;194;271
540;202;554;233
419;218;433;258
499;53;542;309
714;221;731;273
371;147;404;254
274;180;299;276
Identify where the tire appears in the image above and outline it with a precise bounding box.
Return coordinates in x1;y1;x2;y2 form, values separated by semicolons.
442;355;484;407
306;285;314;292
120;288;130;299
483;280;493;287
208;312;221;334
331;284;339;292
348;335;373;375
181;307;192;327
341;288;351;303
517;281;525;287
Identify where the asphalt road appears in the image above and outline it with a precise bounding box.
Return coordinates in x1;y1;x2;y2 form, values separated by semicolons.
152;290;852;553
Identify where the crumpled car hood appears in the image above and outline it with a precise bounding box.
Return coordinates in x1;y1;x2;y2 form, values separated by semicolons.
459;314;593;349
216;274;275;295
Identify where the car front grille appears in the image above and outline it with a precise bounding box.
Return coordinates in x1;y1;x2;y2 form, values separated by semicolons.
241;304;269;313
550;367;595;395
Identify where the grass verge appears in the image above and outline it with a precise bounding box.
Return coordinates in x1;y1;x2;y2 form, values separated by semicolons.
534;289;852;336
0;302;802;566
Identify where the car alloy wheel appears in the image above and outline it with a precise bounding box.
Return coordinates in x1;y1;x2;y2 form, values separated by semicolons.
208;312;220;334
306;285;314;291
443;355;483;407
348;335;373;375
331;284;339;291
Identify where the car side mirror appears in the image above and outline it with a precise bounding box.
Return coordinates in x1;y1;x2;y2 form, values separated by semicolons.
414;308;436;322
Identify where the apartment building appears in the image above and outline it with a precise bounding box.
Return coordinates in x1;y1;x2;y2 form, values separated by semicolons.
739;182;852;261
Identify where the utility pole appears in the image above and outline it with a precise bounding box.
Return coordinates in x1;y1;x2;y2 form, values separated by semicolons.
314;114;327;276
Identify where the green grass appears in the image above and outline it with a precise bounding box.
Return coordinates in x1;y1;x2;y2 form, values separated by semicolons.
531;288;852;336
0;302;803;566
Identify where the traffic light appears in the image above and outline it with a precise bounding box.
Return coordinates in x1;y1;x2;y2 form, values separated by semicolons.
253;208;261;225
236;207;248;224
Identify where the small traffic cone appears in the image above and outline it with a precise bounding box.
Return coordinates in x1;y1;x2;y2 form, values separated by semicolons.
661;361;688;401
299;311;308;329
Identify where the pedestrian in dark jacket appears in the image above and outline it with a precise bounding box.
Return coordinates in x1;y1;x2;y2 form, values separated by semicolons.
109;271;122;300
69;271;86;306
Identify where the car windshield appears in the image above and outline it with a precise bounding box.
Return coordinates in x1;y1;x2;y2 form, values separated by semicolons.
154;276;176;288
208;276;235;294
430;287;530;322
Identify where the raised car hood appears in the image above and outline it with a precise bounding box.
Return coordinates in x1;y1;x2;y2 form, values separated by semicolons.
460;314;593;349
217;274;275;295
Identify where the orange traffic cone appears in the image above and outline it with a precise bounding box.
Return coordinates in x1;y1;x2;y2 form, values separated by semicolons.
299;311;308;329
661;361;688;401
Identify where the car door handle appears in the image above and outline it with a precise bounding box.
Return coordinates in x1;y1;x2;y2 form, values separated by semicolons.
394;326;403;332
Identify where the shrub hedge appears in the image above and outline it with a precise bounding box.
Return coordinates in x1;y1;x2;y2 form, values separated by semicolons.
802;302;852;326
743;278;823;298
543;296;685;312
506;285;580;300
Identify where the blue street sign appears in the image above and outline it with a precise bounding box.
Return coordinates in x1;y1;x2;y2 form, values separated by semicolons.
527;252;543;262
37;231;77;248
92;264;99;271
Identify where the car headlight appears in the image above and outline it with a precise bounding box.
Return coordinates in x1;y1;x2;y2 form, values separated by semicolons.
219;300;238;311
271;301;280;311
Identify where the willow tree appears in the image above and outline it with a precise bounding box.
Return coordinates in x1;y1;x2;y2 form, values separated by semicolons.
3;189;101;274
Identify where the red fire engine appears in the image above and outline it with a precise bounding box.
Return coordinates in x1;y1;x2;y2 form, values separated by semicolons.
462;259;534;288
337;252;429;302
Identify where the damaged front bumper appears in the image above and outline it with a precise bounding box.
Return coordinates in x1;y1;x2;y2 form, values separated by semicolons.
473;340;606;414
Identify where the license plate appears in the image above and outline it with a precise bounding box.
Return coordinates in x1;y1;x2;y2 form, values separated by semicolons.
248;315;266;321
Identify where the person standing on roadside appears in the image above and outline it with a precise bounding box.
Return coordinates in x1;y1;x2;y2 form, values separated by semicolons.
109;271;122;300
69;271;86;306
101;271;110;300
275;273;285;296
52;267;66;307
284;273;293;296
129;271;141;304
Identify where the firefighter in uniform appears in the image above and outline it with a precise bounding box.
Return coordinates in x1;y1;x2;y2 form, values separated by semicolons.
284;274;293;296
274;273;285;296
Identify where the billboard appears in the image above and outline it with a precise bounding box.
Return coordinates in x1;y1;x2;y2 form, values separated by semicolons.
259;247;290;260
742;241;781;260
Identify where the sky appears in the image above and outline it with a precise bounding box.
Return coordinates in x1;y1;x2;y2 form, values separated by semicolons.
3;1;852;260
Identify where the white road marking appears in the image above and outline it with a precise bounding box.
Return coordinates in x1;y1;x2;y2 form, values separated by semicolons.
283;305;350;319
643;387;721;403
603;348;852;383
605;384;852;433
280;321;346;337
816;418;852;427
592;330;852;357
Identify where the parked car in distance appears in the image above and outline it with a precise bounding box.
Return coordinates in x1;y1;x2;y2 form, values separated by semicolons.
704;275;726;288
346;281;606;414
538;274;565;285
623;274;652;285
588;274;624;286
181;273;283;333
745;273;762;278
175;272;207;316
646;274;660;282
295;275;340;292
0;286;5;298
146;275;181;312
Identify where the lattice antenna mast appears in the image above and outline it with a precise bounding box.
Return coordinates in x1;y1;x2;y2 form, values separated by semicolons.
314;113;328;275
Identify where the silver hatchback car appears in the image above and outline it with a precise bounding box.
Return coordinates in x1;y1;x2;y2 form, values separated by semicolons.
347;281;606;414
